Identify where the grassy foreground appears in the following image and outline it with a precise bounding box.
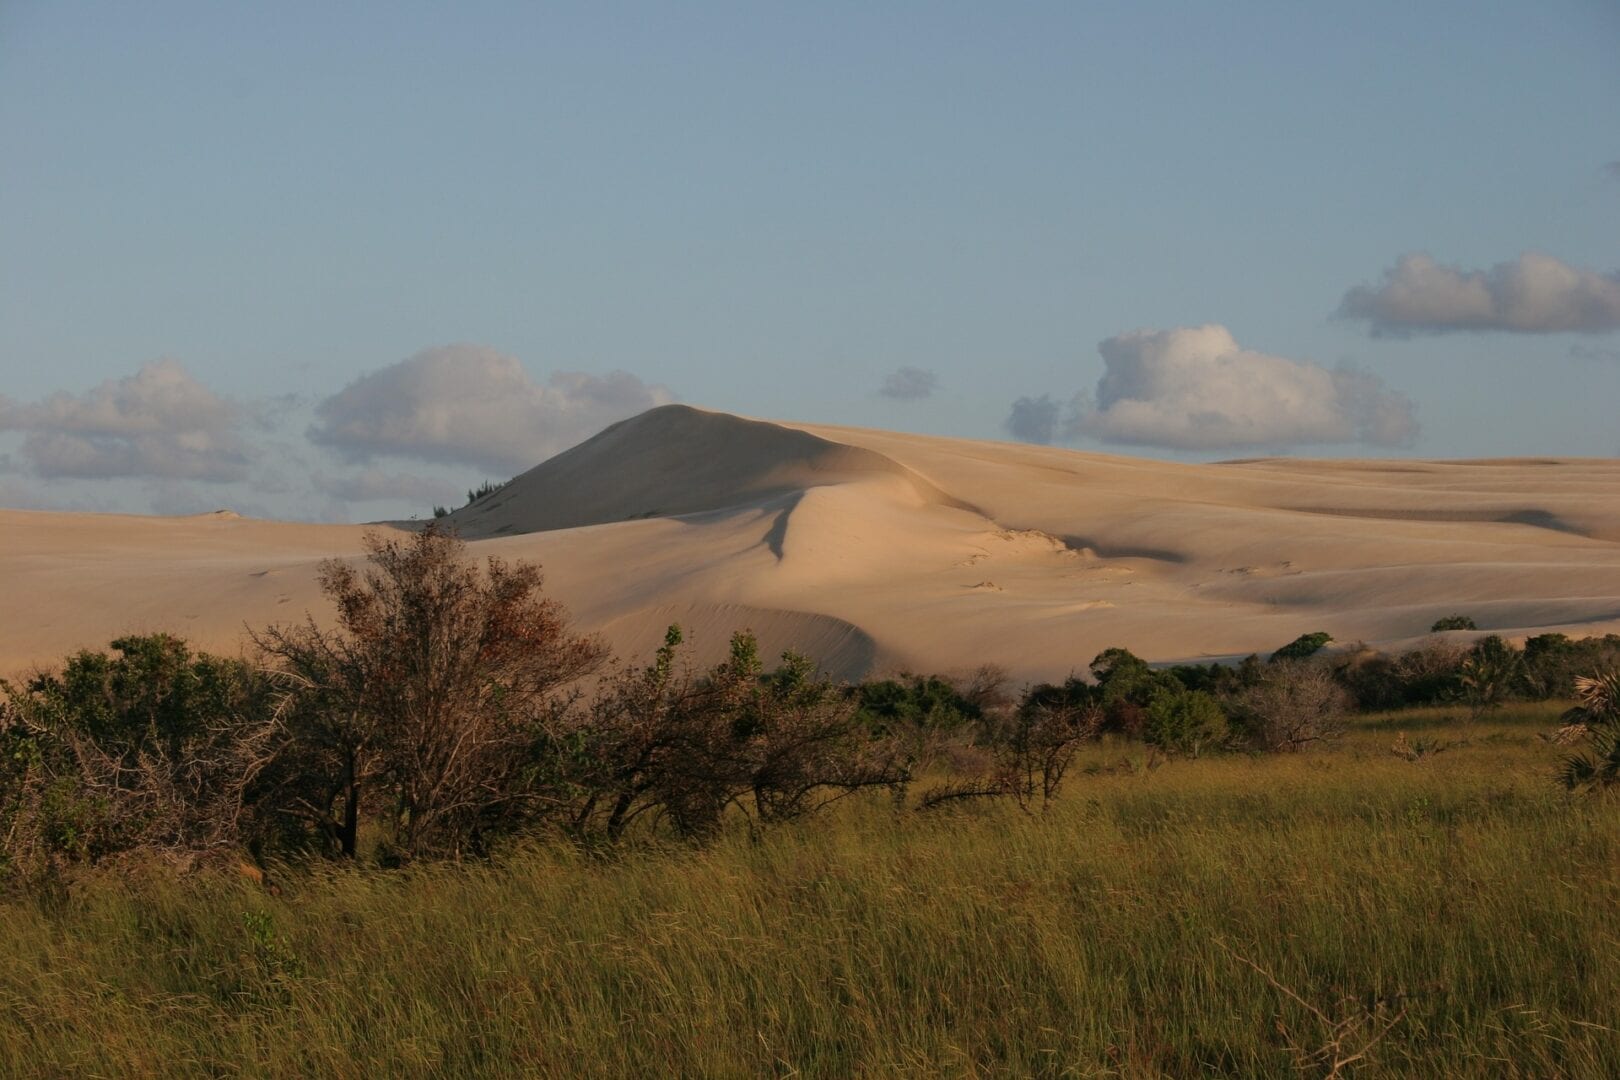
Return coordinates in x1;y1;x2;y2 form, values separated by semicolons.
3;703;1617;1078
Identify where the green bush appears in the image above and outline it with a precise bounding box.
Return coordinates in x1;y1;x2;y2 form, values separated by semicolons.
1430;614;1477;632
854;674;980;738
1269;632;1332;663
0;635;276;882
1143;684;1226;757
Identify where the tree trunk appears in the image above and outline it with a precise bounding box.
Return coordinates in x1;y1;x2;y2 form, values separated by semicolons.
340;750;359;858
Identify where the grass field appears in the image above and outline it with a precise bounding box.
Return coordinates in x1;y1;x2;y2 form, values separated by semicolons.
3;701;1617;1077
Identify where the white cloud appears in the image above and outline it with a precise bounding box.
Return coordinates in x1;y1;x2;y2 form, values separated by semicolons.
0;360;252;481
1338;252;1620;335
1006;325;1418;451
877;366;940;400
308;345;675;474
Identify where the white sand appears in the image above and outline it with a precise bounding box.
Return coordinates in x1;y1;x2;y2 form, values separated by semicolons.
5;404;1619;683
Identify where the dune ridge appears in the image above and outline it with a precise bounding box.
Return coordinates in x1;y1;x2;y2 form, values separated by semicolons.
4;404;1619;683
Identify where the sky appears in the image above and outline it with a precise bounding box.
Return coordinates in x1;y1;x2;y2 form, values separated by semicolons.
2;1;1618;521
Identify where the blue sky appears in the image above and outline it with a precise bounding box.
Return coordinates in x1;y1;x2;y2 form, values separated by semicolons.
2;1;1618;520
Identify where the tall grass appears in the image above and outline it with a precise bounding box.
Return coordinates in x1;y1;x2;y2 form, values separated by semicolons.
3;703;1617;1077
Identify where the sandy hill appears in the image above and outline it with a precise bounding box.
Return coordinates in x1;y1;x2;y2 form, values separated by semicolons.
4;404;1619;684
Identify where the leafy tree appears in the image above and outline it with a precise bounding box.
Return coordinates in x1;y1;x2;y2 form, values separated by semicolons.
1142;684;1226;757
1087;647;1179;737
1457;635;1524;720
854;674;980;738
253;526;605;861
1270;632;1333;663
1090;648;1158;702
1430;614;1477;632
561;627;908;843
1;636;276;880
1522;633;1620;700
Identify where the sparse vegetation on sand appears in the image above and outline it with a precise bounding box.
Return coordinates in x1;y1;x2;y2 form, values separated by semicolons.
4;532;1620;1076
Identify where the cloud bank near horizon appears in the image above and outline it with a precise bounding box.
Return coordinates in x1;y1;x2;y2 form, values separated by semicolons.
307;345;675;474
0;346;677;520
1338;253;1620;336
1005;325;1419;452
0;360;254;482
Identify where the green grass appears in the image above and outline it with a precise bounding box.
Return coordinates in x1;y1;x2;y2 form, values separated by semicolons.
4;702;1618;1077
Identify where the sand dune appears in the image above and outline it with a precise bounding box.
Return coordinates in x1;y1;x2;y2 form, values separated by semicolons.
4;404;1619;683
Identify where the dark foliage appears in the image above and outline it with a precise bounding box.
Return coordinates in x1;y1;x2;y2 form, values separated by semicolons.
1270;632;1333;663
558;627;911;843
1430;614;1477;632
1557;671;1620;793
252;526;606;861
920;698;1100;812
1;636;277;882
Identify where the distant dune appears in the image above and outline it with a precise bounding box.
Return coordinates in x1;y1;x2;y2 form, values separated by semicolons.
4;404;1619;683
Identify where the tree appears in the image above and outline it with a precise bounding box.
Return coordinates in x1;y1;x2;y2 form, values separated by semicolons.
1;635;276;880
1142;684;1226;756
921;698;1101;812
1457;635;1523;721
253;526;605;861
1430;614;1477;632
1088;647;1176;736
1231;661;1350;752
1270;632;1333;663
1557;670;1620;793
560;627;909;843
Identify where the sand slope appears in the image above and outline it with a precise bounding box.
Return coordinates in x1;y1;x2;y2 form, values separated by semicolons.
5;404;1619;683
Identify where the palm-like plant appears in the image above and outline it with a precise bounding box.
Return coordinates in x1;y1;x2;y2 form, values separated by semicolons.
1557;671;1620;792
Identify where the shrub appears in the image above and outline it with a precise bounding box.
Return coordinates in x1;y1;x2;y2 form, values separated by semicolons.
1391;638;1470;706
0;635;276;882
1457;635;1524;720
1231;661;1350;752
1523;633;1620;699
252;526;605;861
921;698;1100;812
560;627;909;843
1269;632;1333;663
854;674;981;738
1430;614;1477;632
1557;671;1620;793
1142;684;1226;757
1088;648;1182;736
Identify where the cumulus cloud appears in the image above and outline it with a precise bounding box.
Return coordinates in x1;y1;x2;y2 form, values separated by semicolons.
308;345;675;474
877;366;940;400
1338;253;1620;336
1005;325;1418;452
1003;394;1062;444
0;360;252;481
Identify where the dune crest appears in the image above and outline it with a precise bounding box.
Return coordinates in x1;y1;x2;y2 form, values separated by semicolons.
448;404;976;537
4;406;1620;682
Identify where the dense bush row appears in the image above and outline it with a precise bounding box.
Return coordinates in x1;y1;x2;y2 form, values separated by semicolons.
4;529;1618;886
